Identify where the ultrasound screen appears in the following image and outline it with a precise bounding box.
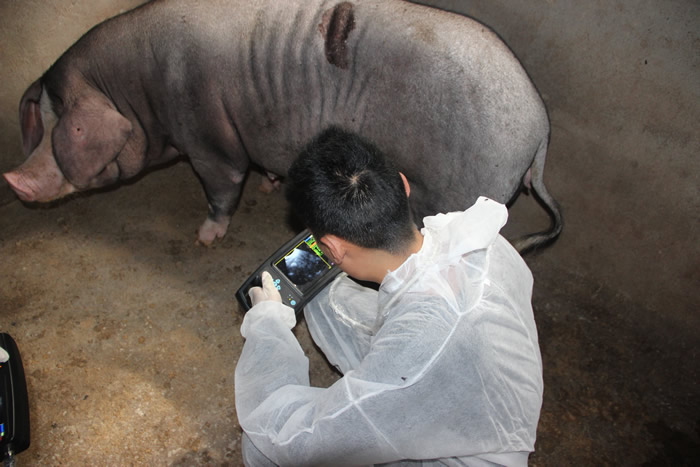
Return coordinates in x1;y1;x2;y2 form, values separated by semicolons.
274;235;332;292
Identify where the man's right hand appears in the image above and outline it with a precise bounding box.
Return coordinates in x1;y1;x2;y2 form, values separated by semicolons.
248;271;283;307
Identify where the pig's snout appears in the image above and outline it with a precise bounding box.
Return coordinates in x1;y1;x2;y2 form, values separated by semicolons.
3;171;38;201
3;161;76;203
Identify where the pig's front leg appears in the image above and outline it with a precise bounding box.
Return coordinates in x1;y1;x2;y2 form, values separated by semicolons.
190;155;247;246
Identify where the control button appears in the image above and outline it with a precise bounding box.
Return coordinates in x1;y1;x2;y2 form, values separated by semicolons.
290;300;297;306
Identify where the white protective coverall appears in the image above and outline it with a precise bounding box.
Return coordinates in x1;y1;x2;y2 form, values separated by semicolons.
235;197;543;466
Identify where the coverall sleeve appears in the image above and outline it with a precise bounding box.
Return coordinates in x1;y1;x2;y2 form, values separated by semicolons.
303;274;378;374
235;301;311;414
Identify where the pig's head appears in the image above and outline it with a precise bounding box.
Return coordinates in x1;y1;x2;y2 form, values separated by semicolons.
3;77;133;203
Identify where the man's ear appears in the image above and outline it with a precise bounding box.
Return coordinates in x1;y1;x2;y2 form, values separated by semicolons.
320;234;346;265
399;172;411;197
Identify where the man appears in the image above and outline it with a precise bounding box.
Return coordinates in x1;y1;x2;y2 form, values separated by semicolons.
234;127;543;466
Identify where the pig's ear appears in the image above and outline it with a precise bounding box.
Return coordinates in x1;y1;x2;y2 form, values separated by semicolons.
52;91;132;188
19;79;44;156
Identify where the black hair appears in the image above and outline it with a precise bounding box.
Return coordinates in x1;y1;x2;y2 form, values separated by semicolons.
286;126;415;254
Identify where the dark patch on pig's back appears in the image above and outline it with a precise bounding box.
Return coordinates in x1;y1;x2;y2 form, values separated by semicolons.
319;2;356;69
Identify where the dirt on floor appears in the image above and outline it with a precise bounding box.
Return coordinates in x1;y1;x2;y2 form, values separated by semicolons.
1;161;698;466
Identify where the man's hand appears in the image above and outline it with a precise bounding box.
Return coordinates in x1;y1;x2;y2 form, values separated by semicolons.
240;271;295;337
248;271;283;306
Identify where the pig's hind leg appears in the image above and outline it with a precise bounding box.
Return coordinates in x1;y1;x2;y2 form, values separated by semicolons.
259;171;281;193
189;153;248;246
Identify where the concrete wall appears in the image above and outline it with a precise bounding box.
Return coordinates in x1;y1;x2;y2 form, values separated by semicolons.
1;1;698;331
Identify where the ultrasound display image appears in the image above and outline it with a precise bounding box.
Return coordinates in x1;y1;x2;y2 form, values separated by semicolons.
274;237;331;292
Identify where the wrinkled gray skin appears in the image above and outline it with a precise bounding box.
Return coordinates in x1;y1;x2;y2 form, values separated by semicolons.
4;0;562;251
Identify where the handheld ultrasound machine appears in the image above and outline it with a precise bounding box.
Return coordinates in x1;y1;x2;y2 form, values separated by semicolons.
236;229;341;313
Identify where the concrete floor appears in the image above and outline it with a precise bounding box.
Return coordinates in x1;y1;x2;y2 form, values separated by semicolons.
1;162;699;465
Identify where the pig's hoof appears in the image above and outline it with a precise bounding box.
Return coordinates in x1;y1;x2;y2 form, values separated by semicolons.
196;218;230;246
259;177;281;194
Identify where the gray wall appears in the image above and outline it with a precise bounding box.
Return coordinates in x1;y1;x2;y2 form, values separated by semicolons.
1;1;698;330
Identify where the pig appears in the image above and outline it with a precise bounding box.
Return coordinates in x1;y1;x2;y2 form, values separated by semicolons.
4;0;562;252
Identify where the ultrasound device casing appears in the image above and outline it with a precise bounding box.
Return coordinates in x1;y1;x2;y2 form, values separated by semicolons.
236;229;341;313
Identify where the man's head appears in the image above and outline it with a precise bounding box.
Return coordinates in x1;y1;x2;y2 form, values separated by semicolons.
286;127;416;256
